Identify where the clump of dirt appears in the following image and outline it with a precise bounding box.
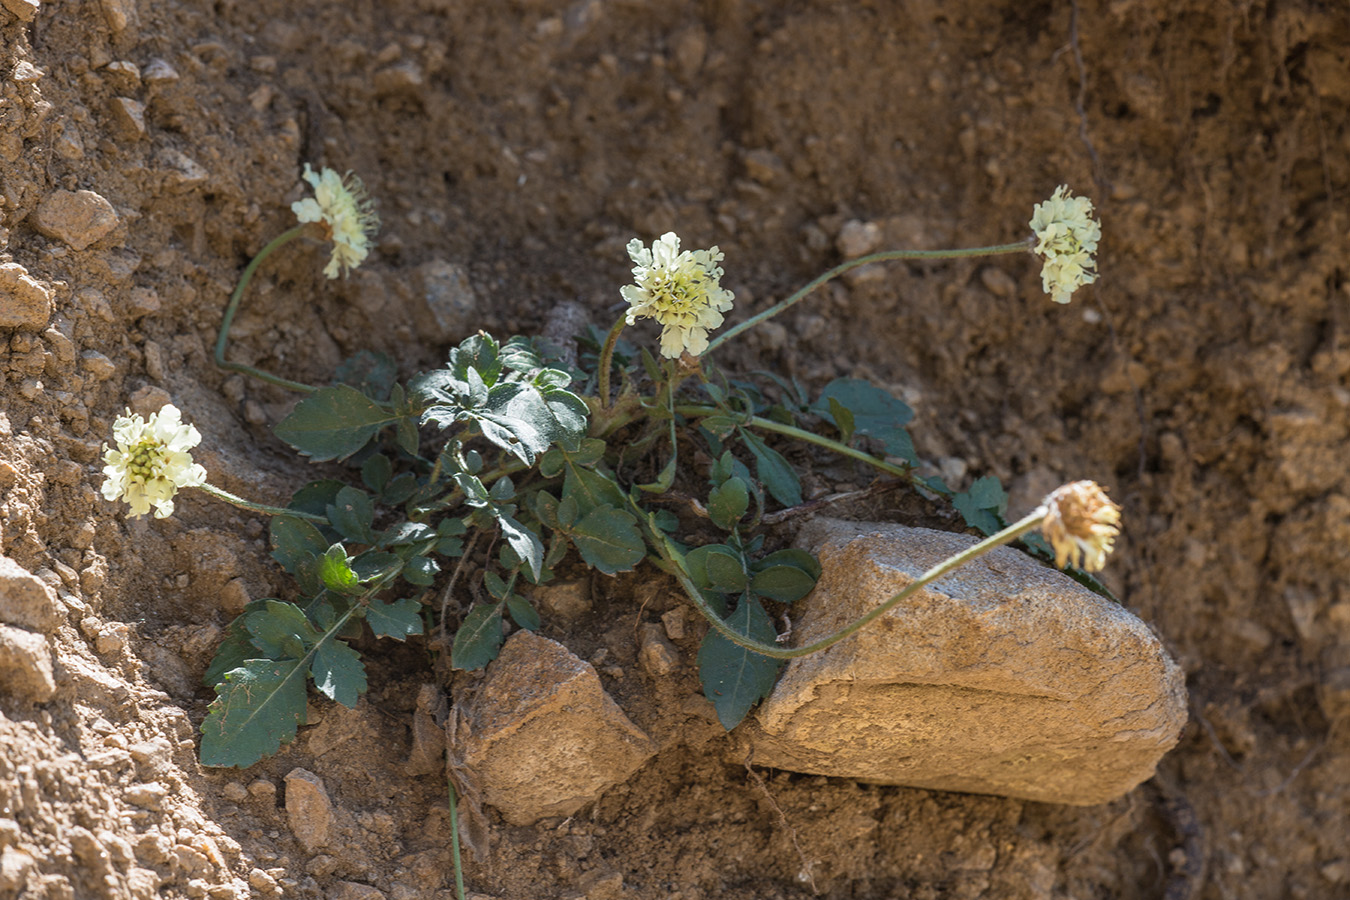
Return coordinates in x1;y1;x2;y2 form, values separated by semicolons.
2;1;1348;898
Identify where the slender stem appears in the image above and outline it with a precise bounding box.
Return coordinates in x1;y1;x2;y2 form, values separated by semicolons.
195;482;328;523
706;239;1034;353
214;225;318;394
596;315;628;409
645;506;1047;659
447;777;467;900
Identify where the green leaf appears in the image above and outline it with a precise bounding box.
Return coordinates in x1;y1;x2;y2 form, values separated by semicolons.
326;486;376;545
452;603;504;670
483;570;509;600
750;565;817;603
568;505;645;575
812;378;916;463
827;397;856;444
274;385;393;461
202;601;270;686
270;516;329;580
383;472;419;505
396;417;420;456
311;638;366;708
366;597;424;640
707;477;749;531
403;555;441;586
953;475;1008;536
740;430;803;507
499;514;544;582
700;416;738;439
334;349;397;400
379;521;435;547
317;545;364;596
751;548;822;580
506;594;541;631
685;544;746;592
244;600;319;659
697;595;782;730
568;439;607;467
637;450;678;494
562;463;626;516
361;454;393;493
199;658;309;768
287;480;346;520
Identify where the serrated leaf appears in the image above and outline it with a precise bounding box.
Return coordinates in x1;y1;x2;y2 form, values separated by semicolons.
199;658;309;768
270;516;329;575
311;638;366;708
274;385;393;461
403;555;440;586
697;595;782;730
750;565;817;603
965;475;1009;512
506;594;541;631
568;505;645;575
452;603;504;670
708;477;749;530
812;378;916;463
244;600;318;658
317;546;364;596
366;597;424;641
326;486;376;545
740;430;803;507
334;349;397;400
953;475;1008;536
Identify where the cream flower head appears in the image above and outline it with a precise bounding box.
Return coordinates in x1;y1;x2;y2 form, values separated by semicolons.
101;404;208;519
1030;185;1101;304
291;163;380;279
621;232;735;359
1039;480;1121;572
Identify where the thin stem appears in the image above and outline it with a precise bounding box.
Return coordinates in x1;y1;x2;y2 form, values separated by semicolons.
596;315;628;409
645;506;1046;659
447;777;467;900
706;239;1034;353
214;225;318;394
195;482;328;523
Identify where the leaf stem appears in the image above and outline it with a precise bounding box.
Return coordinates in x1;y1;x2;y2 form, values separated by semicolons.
214;225;319;394
195;482;328;523
644;506;1047;659
706;239;1034;353
447;777;467;900
595;315;628;409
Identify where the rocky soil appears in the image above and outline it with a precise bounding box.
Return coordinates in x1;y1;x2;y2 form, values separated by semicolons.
1;1;1348;898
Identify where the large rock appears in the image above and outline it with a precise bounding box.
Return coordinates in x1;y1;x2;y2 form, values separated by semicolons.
457;631;656;825
0;556;63;633
745;519;1187;806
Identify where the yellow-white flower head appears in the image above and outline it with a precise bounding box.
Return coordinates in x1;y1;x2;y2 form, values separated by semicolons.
291;163;380;279
621;232;735;359
101;404;207;519
1039;480;1121;573
1030;185;1101;304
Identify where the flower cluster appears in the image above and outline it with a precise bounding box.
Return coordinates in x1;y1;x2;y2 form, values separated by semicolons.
621;232;735;359
1039;480;1121;572
101;404;207;519
1029;186;1100;304
291;163;380;279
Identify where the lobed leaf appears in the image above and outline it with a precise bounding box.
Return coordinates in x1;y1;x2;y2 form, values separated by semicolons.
274;385;393;461
365;597;425;641
311;637;366;708
199;658;309;768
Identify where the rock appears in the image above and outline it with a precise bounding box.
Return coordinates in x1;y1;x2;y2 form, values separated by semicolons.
156;147;209;191
329;883;385;900
836;220;882;259
0;0;40;24
0;846;36;894
99;0;137;32
0;556;62;632
12;61;42;83
0;624;56;702
109;97;148;138
284;768;333;853
0;264;53;330
745;519;1187;806
33;189;119;251
413;260;477;341
638;624;680;677
458;631;656;825
532;580;592;621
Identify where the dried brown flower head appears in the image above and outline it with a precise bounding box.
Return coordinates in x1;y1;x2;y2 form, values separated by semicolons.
1040;480;1121;572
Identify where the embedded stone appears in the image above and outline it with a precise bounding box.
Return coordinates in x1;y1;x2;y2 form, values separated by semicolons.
0;264;53;330
33;189;119;250
0;0;40;23
745;518;1187;806
413;260;477;341
283;768;333;853
457;631;656;825
0;555;62;632
0;624;56;702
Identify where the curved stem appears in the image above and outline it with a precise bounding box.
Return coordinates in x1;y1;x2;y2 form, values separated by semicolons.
195;482;328;523
596;315;628;409
645;506;1046;659
706;239;1034;353
214;225;318;394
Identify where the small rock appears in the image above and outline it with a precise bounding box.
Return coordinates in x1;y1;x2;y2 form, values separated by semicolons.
142;58;179;83
246;778;276;800
81;350;117;381
742;148;786;186
836;220;882;259
0;0;40;23
532;580;591;621
0;263;53;330
12;61;42;83
105;60;141;86
0;624;56;702
329;882;386;900
124;782;168;810
99;0;137;32
284;768;333;853
373;62;423;96
458;631;657;826
413;260;477;341
661;607;687;641
126;286;161;318
746;518;1187;806
33;189;119;251
638;624;679;677
0;555;63;632
157;148;208;192
127;866;161;900
128;384;172;417
109;97;147;138
0;847;36;894
979;266;1018;298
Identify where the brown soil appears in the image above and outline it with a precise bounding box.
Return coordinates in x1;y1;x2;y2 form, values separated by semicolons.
3;1;1348;898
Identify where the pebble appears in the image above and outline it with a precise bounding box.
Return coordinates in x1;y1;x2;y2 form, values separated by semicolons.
532;580;592;620
329;882;386;900
109;96;147;138
81;350;117;381
142;58;180;84
414;260;478;341
98;0;137;32
124;782;169;810
283;768;333;853
0;624;56;702
11;61;42;83
638;624;680;677
0;555;63;632
0;263;53;330
33;189;119;251
156;148;209;191
836;219;882;259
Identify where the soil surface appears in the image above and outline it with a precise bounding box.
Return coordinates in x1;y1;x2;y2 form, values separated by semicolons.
2;1;1349;898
